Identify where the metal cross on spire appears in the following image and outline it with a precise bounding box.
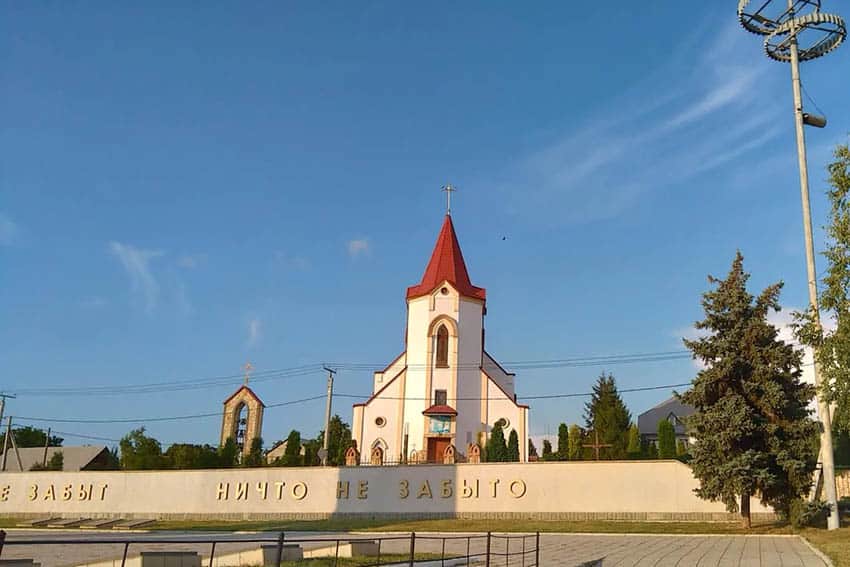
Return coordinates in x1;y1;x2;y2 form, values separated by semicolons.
242;361;254;386
442;184;456;215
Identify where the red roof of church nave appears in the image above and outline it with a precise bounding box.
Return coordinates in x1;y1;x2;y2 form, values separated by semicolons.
406;215;486;301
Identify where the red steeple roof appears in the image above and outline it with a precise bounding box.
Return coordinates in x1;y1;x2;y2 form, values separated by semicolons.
406;215;486;301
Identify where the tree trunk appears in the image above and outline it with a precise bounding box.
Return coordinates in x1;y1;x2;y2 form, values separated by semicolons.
740;493;751;529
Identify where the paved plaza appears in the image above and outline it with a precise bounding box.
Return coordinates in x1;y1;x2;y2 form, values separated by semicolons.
0;530;830;567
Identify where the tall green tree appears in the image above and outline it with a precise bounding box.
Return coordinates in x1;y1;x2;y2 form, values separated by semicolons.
584;373;631;459
243;437;264;467
119;428;165;470
486;422;508;462
507;430;520;462
282;430;303;466
794;144;850;433
541;439;553;460
302;438;321;466
527;438;538;460
556;423;569;460
165;443;220;469
218;437;239;468
681;252;819;528
568;424;582;460
13;426;63;448
318;415;352;466
626;424;641;459
657;420;677;459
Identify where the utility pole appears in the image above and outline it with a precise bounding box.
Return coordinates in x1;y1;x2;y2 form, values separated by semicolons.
737;0;845;530
0;394;16;472
43;427;52;467
787;4;840;532
0;393;16;434
321;366;336;466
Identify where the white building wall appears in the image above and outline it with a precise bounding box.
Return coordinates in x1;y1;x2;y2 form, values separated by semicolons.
454;297;485;453
404;296;432;455
358;371;405;462
485;377;528;461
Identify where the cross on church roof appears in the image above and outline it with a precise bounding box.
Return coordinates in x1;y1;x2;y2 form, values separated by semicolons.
242;361;254;385
442;184;456;215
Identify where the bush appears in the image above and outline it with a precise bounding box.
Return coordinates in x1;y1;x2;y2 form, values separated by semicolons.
788;498;831;528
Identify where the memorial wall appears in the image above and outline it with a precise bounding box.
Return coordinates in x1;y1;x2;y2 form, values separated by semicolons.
0;460;776;521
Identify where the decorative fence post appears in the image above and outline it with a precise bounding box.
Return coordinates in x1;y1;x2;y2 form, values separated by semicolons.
408;531;416;566
485;531;491;567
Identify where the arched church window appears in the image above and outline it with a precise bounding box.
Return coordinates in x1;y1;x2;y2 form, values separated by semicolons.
435;325;449;367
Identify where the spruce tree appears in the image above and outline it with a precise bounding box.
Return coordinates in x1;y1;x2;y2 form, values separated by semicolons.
626;424;641;459
794;144;850;433
584;373;631;459
556;423;569;460
657;420;676;459
680;252;819;528
507;430;520;461
486;422;508;462
541;439;553;460
243;437;264;467
528;438;538;460
568;424;582;460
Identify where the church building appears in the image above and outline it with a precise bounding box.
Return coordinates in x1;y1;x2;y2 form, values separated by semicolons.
352;213;529;464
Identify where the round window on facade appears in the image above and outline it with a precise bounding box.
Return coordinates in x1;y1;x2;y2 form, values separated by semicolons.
440;287;449;295
375;416;386;428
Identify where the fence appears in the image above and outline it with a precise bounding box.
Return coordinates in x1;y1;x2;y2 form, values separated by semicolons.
0;530;540;566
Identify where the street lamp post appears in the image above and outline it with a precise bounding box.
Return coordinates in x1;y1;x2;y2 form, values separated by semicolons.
737;0;846;530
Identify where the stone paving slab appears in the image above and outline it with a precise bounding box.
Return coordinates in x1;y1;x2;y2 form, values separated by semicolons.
0;530;831;567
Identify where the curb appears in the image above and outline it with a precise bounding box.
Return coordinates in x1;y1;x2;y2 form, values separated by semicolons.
797;535;834;567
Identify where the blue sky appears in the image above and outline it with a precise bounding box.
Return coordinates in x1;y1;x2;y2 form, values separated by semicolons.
2;3;849;449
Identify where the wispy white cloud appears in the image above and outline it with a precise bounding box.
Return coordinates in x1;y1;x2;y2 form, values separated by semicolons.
347;238;370;258
176;254;206;269
496;20;781;225
274;251;310;270
109;242;163;313
80;296;108;309
247;317;262;347
0;213;18;245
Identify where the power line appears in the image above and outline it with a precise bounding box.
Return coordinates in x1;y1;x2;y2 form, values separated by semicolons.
10;394;327;425
335;382;692;402
2;351;694;398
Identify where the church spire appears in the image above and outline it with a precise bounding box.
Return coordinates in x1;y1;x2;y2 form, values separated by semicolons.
406;214;486;301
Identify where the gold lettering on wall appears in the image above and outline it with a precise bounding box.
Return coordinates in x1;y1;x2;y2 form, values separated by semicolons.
44;485;55;501
461;479;478;499
78;484;92;501
0;486;9;502
291;482;308;500
357;480;368;500
62;484;73;501
489;479;500;498
27;485;38;501
337;481;350;499
99;484;108;501
417;480;433;499
509;480;527;498
216;482;229;501
441;480;453;498
256;482;268;500
235;482;249;500
399;480;409;499
275;481;285;500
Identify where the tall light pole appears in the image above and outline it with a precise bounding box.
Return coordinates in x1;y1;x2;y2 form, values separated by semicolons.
738;0;846;530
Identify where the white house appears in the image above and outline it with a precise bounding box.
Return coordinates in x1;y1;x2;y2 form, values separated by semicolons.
352;213;529;464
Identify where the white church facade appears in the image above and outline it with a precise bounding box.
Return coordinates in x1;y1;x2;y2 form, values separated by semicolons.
352;213;529;464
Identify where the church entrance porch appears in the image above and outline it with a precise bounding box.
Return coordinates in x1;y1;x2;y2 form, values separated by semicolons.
426;437;451;463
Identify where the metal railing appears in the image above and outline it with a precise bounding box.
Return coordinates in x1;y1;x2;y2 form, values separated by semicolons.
0;529;540;566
